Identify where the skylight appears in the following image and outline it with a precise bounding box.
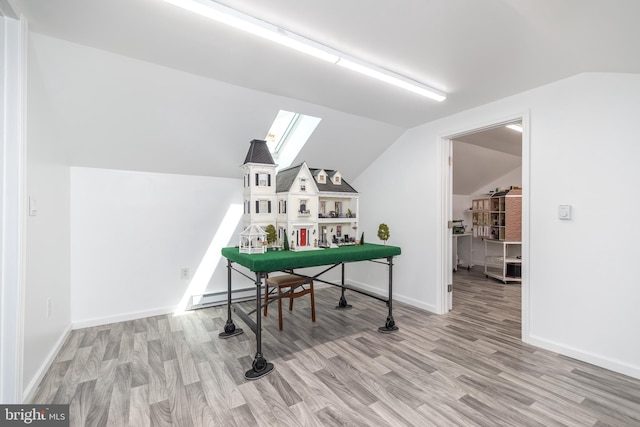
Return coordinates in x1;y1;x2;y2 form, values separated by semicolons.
506;123;523;133
265;110;321;170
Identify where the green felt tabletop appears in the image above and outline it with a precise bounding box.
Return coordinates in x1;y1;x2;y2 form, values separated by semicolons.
221;243;401;272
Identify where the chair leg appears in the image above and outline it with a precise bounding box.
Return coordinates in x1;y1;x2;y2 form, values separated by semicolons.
277;286;283;331
289;285;294;311
310;281;316;322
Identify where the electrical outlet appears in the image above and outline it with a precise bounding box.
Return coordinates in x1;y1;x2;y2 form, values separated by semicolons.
180;267;190;280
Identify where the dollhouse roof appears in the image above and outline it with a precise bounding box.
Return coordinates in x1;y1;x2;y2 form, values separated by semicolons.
243;139;275;165
275;162;358;194
312;168;357;193
275;164;305;192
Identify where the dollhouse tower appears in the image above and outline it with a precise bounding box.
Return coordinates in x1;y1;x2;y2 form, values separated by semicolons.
241;139;277;229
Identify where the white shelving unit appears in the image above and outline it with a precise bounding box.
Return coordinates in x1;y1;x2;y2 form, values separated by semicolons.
484;239;521;283
453;233;474;271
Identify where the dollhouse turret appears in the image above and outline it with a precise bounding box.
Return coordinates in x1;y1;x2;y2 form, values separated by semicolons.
242;139;277;229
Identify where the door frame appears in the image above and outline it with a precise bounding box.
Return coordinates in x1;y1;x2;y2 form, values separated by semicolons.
1;15;27;403
439;111;531;343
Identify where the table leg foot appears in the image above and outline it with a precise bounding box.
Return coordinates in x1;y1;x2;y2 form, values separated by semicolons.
335;295;353;310
377;316;399;334
218;320;244;339
244;354;275;380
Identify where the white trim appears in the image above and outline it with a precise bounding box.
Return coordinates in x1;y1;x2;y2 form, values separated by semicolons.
21;325;72;403
447;140;454;311
528;335;640;380
519;113;531;343
0;15;27;404
72;306;179;330
435;137;449;314
345;279;438;314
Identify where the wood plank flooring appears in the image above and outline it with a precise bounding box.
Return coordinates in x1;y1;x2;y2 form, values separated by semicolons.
32;268;640;426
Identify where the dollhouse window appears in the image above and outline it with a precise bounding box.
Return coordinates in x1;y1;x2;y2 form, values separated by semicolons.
300;178;306;191
256;200;271;213
257;173;270;187
279;200;287;214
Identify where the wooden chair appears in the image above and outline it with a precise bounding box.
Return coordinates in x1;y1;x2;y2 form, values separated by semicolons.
263;274;316;330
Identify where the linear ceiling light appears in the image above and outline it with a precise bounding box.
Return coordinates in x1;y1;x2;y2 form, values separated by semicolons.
506;124;523;133
163;0;446;101
337;58;446;101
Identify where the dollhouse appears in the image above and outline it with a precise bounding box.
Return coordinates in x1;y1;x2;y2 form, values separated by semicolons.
241;139;359;250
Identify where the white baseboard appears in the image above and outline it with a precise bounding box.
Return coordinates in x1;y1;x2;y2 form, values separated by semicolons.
528;335;640;380
72;306;178;330
23;324;72;403
71;283;333;329
344;279;438;314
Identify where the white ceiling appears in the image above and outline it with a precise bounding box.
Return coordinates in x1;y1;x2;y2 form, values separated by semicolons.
453;124;522;195
8;0;640;128
5;0;640;183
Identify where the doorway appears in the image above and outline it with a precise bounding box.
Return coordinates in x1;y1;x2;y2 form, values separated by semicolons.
442;117;527;337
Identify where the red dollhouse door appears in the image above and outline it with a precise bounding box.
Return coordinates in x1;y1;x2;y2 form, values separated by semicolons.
299;228;307;246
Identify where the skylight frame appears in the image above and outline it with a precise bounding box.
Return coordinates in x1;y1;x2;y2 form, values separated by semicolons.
265;109;321;170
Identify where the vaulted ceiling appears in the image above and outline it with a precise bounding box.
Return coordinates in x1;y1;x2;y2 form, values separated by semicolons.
6;0;640;182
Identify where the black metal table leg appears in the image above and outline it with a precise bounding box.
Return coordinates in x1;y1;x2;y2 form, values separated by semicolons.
335;262;352;309
219;260;243;339
245;272;274;380
378;256;399;333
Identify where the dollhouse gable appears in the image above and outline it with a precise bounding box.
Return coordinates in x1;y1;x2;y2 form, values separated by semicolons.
275;162;318;194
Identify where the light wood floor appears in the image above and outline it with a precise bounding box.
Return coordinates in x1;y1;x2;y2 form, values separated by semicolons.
32;267;640;426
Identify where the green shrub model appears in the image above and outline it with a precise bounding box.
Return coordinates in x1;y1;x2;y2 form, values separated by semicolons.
377;223;390;245
265;224;277;246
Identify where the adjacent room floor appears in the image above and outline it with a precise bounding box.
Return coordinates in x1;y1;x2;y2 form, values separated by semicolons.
32;269;640;426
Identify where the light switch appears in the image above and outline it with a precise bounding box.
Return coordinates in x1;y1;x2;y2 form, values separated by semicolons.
558;204;571;220
29;196;38;216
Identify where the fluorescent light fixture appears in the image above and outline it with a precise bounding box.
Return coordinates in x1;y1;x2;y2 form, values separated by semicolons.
163;0;446;101
337;57;446;102
506;124;523;133
164;0;339;63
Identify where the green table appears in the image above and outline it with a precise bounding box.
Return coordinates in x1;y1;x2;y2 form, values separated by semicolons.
219;243;401;379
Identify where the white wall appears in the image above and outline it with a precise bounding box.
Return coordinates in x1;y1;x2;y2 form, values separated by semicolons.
352;72;640;379
27;33;405;183
352;124;442;312
23;23;72;400
70;167;244;326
